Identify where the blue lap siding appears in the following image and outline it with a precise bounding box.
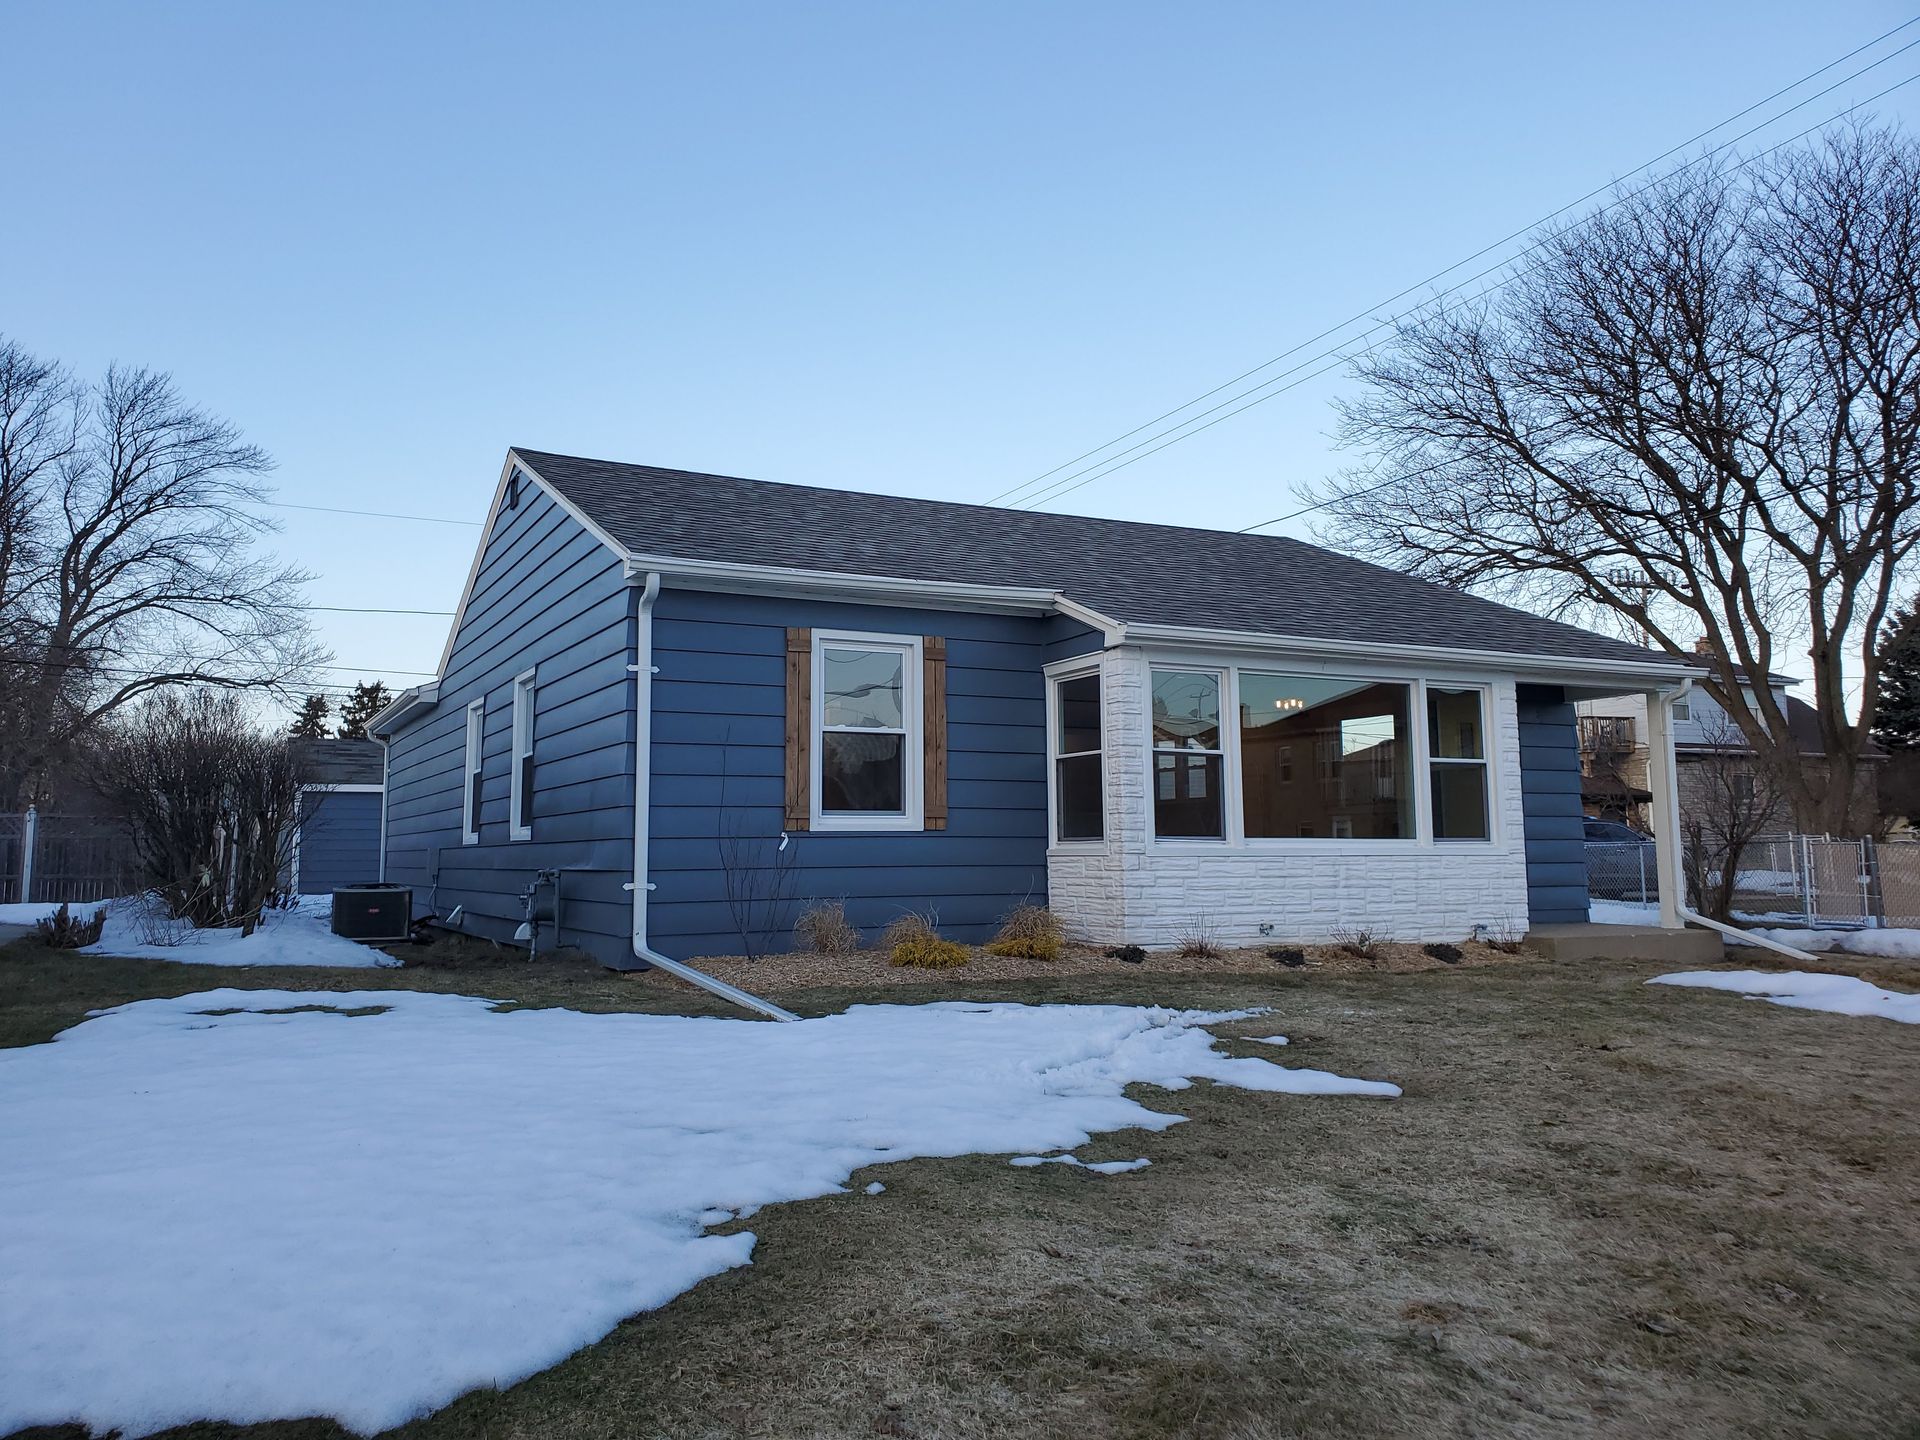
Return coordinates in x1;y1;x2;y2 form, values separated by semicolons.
381;485;638;965
1515;684;1590;924
293;790;383;894
648;589;1064;959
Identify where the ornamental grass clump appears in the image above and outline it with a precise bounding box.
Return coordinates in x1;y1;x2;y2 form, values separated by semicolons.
984;904;1065;961
793;901;862;956
885;911;969;969
33;903;107;949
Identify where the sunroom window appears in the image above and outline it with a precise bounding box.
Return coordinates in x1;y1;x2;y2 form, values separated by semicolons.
1150;669;1223;838
1428;687;1491;840
815;635;921;828
1239;674;1412;839
1052;672;1103;841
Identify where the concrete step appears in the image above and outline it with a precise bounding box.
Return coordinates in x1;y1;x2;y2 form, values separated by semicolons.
1525;923;1725;965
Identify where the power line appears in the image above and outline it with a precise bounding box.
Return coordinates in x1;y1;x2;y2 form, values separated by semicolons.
990;19;1920;512
299;604;454;616
260;500;481;527
1010;63;1920;518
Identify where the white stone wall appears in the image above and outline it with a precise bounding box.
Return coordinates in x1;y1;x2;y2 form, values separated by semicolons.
1046;647;1532;947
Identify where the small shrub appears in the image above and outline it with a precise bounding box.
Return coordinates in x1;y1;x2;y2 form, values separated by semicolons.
34;903;108;949
1480;918;1527;955
1267;946;1307;967
890;936;970;969
1175;916;1222;960
984;904;1065;961
882;910;940;950
1106;944;1146;964
1331;925;1379;961
793;901;861;956
1423;942;1464;965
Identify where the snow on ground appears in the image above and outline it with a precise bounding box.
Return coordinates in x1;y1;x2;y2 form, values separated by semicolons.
1650;970;1920;1024
73;894;399;968
1010;1154;1152;1174
1251;1034;1290;1047
864;1181;885;1195
1589;898;1659;925
1729;925;1920;961
0;992;1401;1438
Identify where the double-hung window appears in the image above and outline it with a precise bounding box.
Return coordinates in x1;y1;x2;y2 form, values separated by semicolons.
461;699;485;845
813;632;922;830
509;669;536;841
1050;670;1103;841
1427;687;1491;840
1150;669;1224;838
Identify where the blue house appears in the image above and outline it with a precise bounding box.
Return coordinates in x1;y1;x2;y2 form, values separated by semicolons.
370;449;1698;979
288;739;385;896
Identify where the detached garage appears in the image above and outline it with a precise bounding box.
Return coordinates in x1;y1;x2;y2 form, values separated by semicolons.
289;740;385;895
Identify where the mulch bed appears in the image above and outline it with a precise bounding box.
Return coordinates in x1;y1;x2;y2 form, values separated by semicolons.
638;938;1540;996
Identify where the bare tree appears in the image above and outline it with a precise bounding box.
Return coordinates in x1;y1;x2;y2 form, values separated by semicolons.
1678;717;1789;922
1313;122;1920;836
0;337;323;808
87;690;305;931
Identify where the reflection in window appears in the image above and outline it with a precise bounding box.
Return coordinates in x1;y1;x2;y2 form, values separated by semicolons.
1428;687;1490;839
1151;669;1223;837
1053;673;1103;840
820;644;910;816
1238;674;1412;839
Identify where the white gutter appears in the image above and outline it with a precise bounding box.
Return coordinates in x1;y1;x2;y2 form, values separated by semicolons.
628;570;798;1022
1647;676;1822;964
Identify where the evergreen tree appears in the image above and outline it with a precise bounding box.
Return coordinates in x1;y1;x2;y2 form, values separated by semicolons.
288;694;330;739
1874;603;1920;750
335;681;394;741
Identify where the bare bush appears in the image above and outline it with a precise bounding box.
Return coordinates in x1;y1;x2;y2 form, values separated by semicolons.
32;903;106;948
1176;916;1223;960
794;901;862;956
1331;925;1380;961
85;690;303;930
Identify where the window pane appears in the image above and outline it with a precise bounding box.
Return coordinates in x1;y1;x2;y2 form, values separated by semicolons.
1431;762;1490;840
821;731;905;813
1153;752;1223;837
1056;754;1103;840
1151;670;1220;749
1238;674;1412;839
1428;687;1484;759
1057;674;1101;754
822;647;905;728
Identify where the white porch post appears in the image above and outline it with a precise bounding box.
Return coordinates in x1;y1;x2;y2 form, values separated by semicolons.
1643;689;1684;929
20;804;38;904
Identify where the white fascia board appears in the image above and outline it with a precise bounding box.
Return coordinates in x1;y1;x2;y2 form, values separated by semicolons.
367;683;439;737
620;553;1060;616
1118;621;1703;686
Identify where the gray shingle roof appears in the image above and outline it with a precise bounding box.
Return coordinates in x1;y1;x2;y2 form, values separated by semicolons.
292;739;385;786
516;448;1675;668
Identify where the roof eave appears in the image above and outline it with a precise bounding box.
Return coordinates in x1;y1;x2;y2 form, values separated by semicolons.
619;553;1067;617
1116;621;1701;684
368;683;440;738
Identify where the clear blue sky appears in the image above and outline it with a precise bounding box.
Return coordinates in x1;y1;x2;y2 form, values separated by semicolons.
6;1;1916;704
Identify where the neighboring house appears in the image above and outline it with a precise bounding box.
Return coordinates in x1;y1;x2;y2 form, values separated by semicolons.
369;449;1696;966
1573;659;1877;834
288;739;385;895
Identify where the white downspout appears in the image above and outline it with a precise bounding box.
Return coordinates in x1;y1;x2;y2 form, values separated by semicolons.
629;571;798;1022
1648;678;1822;965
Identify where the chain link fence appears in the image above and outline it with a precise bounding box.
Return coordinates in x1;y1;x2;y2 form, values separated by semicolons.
1586;832;1920;930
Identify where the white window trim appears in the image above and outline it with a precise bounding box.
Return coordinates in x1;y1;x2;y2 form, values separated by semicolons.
509;668;536;842
461;698;485;845
809;629;924;833
1425;683;1496;844
1139;653;1504;853
1046;661;1107;848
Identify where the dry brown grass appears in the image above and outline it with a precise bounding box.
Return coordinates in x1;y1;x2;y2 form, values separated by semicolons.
4;940;1918;1439
983;904;1065;961
792;901;861;957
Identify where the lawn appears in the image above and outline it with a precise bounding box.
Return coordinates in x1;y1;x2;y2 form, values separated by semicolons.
3;940;1918;1440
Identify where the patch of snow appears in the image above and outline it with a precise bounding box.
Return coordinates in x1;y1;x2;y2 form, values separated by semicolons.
0;994;1401;1437
1589;898;1658;925
78;894;399;969
1250;1034;1289;1047
1730;925;1920;961
1649;969;1920;1025
1010;1153;1152;1174
864;1181;885;1195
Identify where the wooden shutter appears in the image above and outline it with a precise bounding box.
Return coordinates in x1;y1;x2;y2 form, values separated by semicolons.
923;635;948;831
784;628;811;831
